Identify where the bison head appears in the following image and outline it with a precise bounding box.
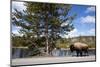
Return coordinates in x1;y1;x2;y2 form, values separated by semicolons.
70;44;75;52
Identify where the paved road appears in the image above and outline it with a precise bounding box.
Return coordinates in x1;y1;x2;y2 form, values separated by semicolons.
11;56;96;66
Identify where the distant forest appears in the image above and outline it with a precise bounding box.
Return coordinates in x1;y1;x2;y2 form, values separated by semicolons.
12;35;96;48
56;36;96;48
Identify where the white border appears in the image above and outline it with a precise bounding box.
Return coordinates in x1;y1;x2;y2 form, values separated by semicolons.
0;0;100;67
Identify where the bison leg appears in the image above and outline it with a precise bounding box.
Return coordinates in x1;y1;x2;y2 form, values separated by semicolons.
85;50;88;56
80;51;83;56
76;50;83;57
82;48;88;56
76;50;80;57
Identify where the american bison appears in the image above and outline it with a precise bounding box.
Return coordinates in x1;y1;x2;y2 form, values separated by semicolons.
70;42;88;56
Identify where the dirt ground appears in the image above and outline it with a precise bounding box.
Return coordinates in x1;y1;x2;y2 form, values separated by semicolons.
11;56;96;66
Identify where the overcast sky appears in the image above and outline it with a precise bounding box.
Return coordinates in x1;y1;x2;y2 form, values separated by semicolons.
12;1;96;38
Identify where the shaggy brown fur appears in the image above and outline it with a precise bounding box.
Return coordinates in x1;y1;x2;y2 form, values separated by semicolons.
70;42;88;56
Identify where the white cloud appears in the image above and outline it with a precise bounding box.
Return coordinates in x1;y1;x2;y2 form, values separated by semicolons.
12;26;22;36
64;28;95;38
89;28;95;32
85;7;95;13
80;15;95;23
61;20;70;27
69;29;78;36
88;28;95;35
15;26;22;29
12;1;26;12
12;29;19;35
64;29;80;38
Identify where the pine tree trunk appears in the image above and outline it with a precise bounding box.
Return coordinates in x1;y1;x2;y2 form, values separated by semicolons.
45;17;49;55
45;12;49;56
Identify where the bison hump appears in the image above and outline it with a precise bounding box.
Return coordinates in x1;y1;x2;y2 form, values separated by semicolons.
74;42;88;49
